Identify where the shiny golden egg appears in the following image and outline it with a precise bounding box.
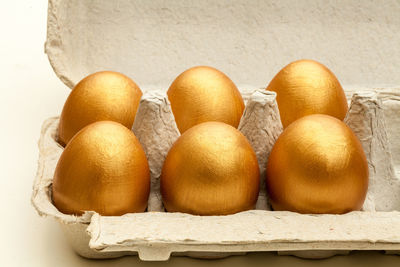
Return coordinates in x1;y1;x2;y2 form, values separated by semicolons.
266;59;348;128
58;71;142;146
266;114;368;214
161;122;259;215
52;121;150;216
167;66;245;133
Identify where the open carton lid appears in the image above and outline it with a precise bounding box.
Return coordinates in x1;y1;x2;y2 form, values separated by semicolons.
45;0;400;90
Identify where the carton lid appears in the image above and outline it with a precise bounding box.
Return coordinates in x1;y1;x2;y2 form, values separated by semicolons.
46;0;400;90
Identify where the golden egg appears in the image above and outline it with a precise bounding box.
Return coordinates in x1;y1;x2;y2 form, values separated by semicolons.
167;66;245;133
266;114;368;214
161;122;260;215
266;59;348;128
58;71;142;146
52;121;150;216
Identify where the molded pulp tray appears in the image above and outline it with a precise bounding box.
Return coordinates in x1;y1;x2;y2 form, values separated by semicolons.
32;88;400;261
32;0;400;261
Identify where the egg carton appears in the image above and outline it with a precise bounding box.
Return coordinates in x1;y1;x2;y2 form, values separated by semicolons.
32;88;400;261
34;0;400;260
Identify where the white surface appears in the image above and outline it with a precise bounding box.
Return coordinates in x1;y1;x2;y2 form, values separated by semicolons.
0;0;399;266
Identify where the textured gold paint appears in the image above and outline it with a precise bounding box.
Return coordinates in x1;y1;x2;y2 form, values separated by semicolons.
266;59;348;128
52;121;150;216
161;122;260;215
167;66;245;133
58;71;142;145
266;115;368;214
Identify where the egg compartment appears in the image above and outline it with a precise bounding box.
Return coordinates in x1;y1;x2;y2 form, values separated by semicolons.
132;89;282;212
32;88;400;261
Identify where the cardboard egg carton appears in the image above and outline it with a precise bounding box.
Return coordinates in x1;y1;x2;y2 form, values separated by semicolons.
32;88;400;260
32;0;400;261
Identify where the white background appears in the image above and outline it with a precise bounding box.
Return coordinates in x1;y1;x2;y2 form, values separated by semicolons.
0;1;399;266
